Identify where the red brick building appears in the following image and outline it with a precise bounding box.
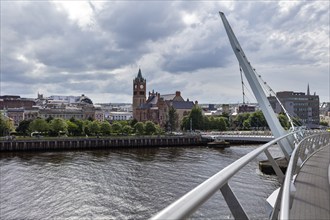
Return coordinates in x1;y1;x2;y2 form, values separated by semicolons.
132;69;195;130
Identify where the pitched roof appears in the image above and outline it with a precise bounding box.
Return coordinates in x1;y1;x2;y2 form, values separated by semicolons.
161;94;176;101
169;101;195;110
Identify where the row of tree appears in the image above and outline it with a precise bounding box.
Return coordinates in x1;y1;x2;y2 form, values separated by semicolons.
9;117;163;137
0;106;318;137
181;106;302;131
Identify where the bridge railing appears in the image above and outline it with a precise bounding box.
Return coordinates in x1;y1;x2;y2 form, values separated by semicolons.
279;132;330;219
150;131;303;220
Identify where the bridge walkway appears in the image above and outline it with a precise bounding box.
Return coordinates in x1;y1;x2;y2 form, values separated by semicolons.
290;144;330;219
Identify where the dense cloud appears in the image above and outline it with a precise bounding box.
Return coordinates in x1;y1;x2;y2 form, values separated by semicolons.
1;1;329;103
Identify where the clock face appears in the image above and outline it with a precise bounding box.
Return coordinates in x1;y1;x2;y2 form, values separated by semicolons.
134;84;137;89
140;84;144;89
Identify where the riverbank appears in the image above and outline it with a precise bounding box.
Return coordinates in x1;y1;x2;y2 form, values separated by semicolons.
0;135;202;152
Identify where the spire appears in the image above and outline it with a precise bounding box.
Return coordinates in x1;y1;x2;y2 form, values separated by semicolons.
135;68;145;82
137;68;142;79
307;83;310;95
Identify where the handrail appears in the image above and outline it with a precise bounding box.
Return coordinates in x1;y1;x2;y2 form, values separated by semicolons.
279;132;330;219
150;131;300;220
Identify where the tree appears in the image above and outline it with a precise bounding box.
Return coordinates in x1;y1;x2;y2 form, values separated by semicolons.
249;110;267;130
83;120;92;135
181;116;190;131
49;118;68;136
278;114;289;130
100;121;112;135
130;118;138;127
155;124;164;135
243;119;251;130
0;115;13;136
232;113;250;130
89;120;101;135
67;120;80;136
145;121;157;135
46;116;54;123
134;122;145;135
16;119;32;136
112;122;122;134
29;118;49;134
122;125;133;135
168;106;178;131
320;120;329;127
189;106;204;130
215;117;227;131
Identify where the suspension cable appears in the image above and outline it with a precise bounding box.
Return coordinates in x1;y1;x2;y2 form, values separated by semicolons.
252;68;295;130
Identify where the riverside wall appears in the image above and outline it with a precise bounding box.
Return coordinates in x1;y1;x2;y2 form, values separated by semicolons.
0;135;202;152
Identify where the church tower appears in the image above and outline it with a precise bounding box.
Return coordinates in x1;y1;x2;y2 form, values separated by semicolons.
132;68;146;120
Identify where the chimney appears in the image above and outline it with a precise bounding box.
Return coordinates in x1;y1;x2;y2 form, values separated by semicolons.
176;91;181;97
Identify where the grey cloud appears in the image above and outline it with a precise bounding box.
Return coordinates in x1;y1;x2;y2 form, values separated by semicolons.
162;47;231;73
97;2;185;48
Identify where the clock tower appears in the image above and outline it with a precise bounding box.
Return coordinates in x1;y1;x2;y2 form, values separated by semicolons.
132;68;146;120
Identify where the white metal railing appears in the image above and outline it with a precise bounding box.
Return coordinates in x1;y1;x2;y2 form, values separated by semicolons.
279;132;330;219
150;131;304;220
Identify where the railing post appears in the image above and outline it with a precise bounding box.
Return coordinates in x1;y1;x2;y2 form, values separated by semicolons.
220;183;249;220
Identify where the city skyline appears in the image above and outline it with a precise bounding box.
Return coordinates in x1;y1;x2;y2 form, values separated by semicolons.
1;1;329;104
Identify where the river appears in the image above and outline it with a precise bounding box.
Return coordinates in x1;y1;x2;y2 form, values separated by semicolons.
0;145;281;219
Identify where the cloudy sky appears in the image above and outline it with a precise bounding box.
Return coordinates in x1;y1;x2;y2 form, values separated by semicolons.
1;1;329;104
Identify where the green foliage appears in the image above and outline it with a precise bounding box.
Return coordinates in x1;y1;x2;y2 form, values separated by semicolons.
320;120;329;127
100;121;112;135
67;120;80;136
130;118;138;127
88;120;100;135
278;113;289;130
167;106;178;131
181;105;204;131
49;118;68;136
46;116;54;123
134;122;145;135
83;120;92;135
16;119;32;135
145;121;157;135
29;118;49;133
122;125;133;135
189;106;204;130
202;116;228;131
112;122;122;134
0;115;13;136
232;113;250;130
249;110;268;129
243;119;251;130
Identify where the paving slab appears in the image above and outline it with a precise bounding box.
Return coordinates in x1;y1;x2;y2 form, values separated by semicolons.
290;145;330;219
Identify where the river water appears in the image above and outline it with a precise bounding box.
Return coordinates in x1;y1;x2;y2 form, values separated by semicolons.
0;145;281;219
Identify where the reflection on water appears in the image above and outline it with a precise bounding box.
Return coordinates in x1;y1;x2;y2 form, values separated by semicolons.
0;145;280;219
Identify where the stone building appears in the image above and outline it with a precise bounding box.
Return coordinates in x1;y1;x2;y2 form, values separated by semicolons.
132;69;196;130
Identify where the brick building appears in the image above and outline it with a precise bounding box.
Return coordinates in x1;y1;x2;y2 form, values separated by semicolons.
132;69;196;130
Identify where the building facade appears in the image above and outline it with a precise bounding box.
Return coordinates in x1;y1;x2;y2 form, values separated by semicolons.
132;69;196;130
268;87;320;128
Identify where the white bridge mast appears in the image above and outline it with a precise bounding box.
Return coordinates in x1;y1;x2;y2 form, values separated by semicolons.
219;12;292;158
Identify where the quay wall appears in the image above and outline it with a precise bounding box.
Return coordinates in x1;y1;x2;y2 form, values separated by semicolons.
0;135;202;152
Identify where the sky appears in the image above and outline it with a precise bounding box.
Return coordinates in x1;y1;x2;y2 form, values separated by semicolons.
1;0;329;104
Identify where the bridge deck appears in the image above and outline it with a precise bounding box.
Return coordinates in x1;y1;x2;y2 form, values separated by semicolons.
290;144;330;219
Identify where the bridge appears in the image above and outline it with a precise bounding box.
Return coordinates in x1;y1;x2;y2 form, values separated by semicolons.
202;132;274;143
149;12;330;220
151;130;330;220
